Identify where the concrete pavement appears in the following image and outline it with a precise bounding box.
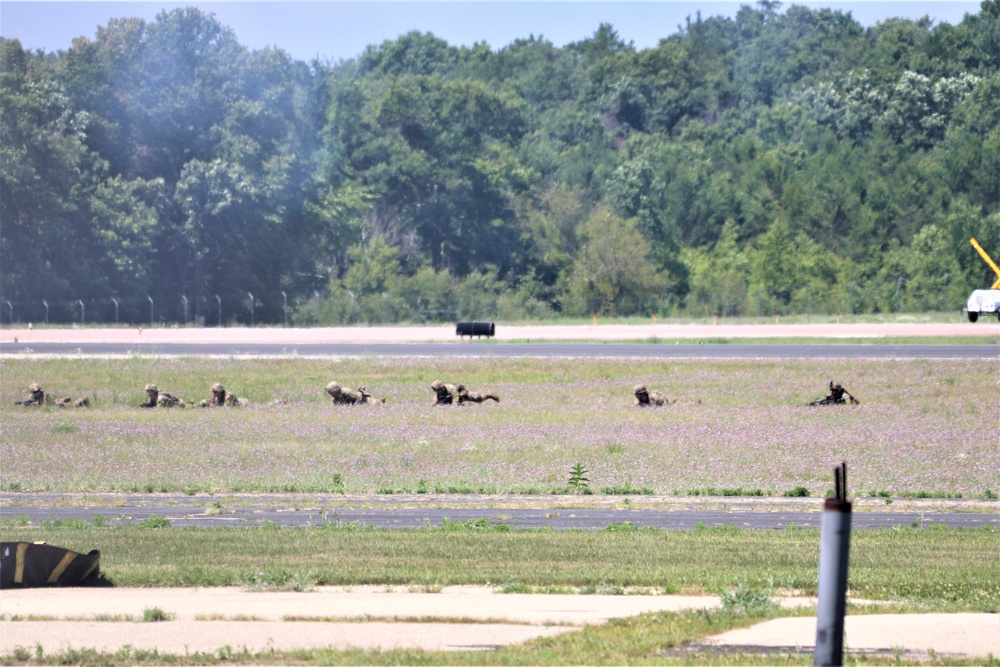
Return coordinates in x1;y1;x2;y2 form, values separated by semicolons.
1;586;997;660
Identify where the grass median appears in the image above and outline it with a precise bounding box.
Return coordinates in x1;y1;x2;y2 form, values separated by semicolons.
1;523;996;610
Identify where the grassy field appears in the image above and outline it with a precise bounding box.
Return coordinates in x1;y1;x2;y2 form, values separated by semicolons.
1;356;997;497
0;523;996;609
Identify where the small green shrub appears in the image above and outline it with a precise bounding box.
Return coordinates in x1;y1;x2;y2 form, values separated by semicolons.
246;570;317;592
137;515;171;529
719;578;777;614
329;473;345;493
141;607;172;622
604;522;640;532
438;518;510;532
568;462;589;492
40;518;87;529
602;483;653;495
499;580;528;594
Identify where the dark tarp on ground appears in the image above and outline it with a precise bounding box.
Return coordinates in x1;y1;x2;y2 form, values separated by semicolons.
0;542;101;588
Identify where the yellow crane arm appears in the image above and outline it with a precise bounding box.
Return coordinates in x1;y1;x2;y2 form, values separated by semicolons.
970;238;1000;289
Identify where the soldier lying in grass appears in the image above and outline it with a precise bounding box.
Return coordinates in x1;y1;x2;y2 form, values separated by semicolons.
431;380;499;406
809;381;859;406
140;384;186;408
199;383;248;407
633;385;667;407
326;382;385;405
16;383;89;408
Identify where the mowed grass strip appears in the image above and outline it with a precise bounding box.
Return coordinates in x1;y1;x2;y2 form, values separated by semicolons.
0;607;834;667
1;526;996;609
3;356;997;497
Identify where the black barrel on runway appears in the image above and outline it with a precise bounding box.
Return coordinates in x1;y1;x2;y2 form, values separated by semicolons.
455;321;495;338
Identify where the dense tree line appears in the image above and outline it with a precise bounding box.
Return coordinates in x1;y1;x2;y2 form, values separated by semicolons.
2;1;998;325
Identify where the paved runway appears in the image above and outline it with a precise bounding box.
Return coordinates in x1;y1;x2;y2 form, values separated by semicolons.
3;494;996;531
1;341;995;358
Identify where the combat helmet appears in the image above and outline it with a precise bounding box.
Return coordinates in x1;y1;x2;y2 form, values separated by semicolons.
29;382;41;392
211;383;225;393
634;385;647;394
145;384;158;393
325;381;342;395
430;380;444;390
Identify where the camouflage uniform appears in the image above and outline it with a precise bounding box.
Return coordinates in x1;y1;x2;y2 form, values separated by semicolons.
199;383;247;407
810;382;859;406
634;385;667;407
15;383;49;407
431;380;499;406
326;381;383;405
140;384;186;408
56;396;90;408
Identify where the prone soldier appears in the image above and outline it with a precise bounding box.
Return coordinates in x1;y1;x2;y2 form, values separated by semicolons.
140;384;186;408
15;383;89;408
15;383;49;407
199;383;248;407
326;381;385;405
809;381;859;406
431;380;499;406
634;385;667;407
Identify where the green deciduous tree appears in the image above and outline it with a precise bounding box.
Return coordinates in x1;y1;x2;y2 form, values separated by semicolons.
566;206;673;314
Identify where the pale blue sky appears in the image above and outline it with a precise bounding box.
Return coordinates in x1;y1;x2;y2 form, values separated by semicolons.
1;1;982;64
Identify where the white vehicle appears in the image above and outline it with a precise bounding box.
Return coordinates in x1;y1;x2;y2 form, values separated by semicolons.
966;289;1000;322
966;238;1000;323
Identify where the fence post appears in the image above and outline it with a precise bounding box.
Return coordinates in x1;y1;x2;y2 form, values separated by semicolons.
111;298;119;325
78;300;85;324
814;462;852;667
147;296;154;326
42;300;49;324
248;292;254;327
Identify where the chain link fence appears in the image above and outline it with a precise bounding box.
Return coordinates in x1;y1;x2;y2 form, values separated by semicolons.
0;276;972;326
